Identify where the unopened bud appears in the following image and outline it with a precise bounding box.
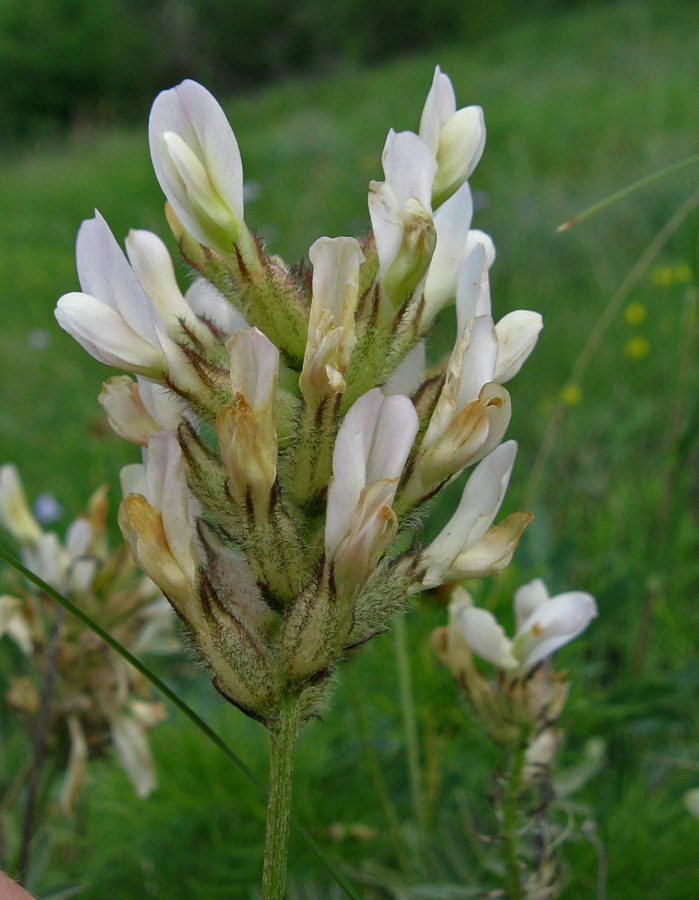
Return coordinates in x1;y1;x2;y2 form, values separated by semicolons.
381;198;436;304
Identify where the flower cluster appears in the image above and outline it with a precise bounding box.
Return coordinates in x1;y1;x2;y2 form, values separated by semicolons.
0;465;174;812
55;67;543;729
432;579;597;746
432;579;597;899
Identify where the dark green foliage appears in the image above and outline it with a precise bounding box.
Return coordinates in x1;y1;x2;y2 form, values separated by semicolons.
0;0;607;140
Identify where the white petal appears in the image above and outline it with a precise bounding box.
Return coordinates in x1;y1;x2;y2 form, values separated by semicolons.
368;180;404;281
125;229;203;337
421;440;517;584
22;532;70;592
513;578;550;633
110;712;157;798
455;244;491;333
383;342;426;396
0;464;43;545
120;463;147;498
309;236;365;328
457;605;518;669
423;181;474;320
185;277;246;336
438;105;486;185
146;432;198;584
149;79;244;248
65;517;93;560
76;212;161;344
517;591;598;673
325;389;418;557
381;129;438;211
138;378;187;433
494;310;543;384
60;715;88;815
455;315;498;410
419;65;457;155
228;327;279;413
55;293;166;376
463;229;495;270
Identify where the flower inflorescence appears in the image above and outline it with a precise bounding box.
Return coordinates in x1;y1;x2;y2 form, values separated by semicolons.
55;66;545;728
0;465;174;811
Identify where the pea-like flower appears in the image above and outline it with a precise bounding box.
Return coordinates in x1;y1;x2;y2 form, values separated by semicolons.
0;466;174;812
419;65;486;208
453;578;598;676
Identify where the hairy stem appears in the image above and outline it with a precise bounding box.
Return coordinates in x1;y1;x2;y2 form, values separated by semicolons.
262;696;302;900
502;743;526;900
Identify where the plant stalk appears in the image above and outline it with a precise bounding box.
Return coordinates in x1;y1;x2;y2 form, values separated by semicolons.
502;744;526;900
262;696;302;900
394;615;424;828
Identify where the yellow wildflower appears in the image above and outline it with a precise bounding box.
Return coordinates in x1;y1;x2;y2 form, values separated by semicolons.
560;383;582;407
625;336;650;360
624;302;646;325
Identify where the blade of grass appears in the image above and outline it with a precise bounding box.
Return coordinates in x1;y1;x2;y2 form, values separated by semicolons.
524;188;699;508
0;546;361;900
556;152;699;232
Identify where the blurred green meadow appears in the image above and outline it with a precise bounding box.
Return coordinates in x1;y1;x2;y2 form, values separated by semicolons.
1;0;699;896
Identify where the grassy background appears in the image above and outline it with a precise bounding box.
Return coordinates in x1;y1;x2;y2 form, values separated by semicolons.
1;0;699;896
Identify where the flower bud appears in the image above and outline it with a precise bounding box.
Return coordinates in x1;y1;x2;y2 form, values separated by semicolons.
149;80;256;266
99;376;160;446
216;328;279;514
119;432;200;614
368;130;438;306
419;66;486;208
326;390;418;598
300;236;365;406
380;198;437;304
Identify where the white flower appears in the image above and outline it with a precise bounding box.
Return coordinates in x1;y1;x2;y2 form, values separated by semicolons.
420;441;531;587
109;701;166;799
0;595;33;654
55;213;170;378
149;79;250;260
300;236;365;405
124;228;217;345
21;532;71;593
119;431;201;611
326;389;419;596
0;464;43;545
419;66;486;208
99;376;187;446
383;342;426;397
368;130;438;303
184;276;247;338
405;248;514;501
453;577;598;675
216;328;279;511
453;244;543;384
493;310;544;384
422;183;496;327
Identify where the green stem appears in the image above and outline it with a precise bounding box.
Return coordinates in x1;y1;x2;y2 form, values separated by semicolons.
502;744;526;900
262;697;302;900
394;615;424;827
556;151;699;232
348;678;409;873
